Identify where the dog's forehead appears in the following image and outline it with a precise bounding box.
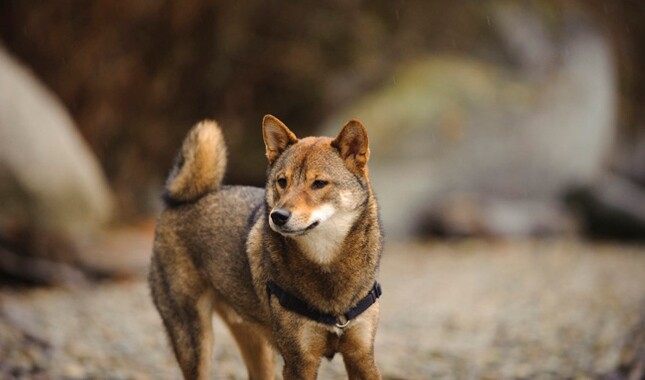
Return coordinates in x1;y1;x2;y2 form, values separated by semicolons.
275;137;340;173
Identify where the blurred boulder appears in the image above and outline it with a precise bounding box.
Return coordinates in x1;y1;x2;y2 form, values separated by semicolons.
320;6;615;238
0;45;115;283
417;194;576;238
0;45;113;229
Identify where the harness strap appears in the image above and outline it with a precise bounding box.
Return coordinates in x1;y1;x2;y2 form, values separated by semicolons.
266;281;382;328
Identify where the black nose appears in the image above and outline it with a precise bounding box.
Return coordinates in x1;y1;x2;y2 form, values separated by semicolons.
270;209;291;227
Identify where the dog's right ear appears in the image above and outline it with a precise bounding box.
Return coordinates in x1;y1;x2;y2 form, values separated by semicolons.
263;115;298;164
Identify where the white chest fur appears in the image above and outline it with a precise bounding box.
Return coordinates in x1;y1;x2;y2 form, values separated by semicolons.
295;204;358;265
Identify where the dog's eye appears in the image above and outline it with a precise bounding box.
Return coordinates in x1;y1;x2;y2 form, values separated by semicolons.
311;180;328;190
277;178;287;189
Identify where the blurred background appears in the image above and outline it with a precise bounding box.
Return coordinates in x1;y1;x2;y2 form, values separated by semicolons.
0;1;644;379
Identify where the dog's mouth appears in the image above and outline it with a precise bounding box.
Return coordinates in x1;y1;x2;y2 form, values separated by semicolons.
275;221;320;236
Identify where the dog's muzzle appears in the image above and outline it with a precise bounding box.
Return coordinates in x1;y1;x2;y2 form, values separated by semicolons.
270;209;321;235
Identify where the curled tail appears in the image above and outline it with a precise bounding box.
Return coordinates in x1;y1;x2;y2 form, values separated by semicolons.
163;120;227;205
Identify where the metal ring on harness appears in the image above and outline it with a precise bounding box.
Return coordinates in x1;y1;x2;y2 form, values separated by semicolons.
335;316;350;329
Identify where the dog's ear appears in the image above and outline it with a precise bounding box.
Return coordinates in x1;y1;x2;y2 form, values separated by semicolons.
332;119;370;176
263;115;298;164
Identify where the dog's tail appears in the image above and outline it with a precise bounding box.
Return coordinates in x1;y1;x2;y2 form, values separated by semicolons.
163;120;227;206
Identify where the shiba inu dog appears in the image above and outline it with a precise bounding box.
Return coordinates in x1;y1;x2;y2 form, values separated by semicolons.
149;115;383;379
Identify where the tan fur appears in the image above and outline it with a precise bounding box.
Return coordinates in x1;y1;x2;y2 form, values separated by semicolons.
165;120;227;202
263;114;298;164
331;120;370;177
149;115;383;379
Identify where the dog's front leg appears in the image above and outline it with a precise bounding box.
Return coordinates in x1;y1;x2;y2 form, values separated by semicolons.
338;306;382;380
282;354;323;380
340;333;381;380
277;331;324;380
273;319;326;380
341;346;381;380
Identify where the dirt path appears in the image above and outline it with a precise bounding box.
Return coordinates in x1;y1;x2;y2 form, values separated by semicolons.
1;240;644;379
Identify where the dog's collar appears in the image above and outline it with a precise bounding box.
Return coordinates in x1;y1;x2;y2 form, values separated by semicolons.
266;281;382;329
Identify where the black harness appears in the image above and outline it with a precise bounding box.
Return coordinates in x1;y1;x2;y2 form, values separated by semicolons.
266;281;382;329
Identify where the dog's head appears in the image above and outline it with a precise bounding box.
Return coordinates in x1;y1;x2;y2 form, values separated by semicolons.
262;115;371;260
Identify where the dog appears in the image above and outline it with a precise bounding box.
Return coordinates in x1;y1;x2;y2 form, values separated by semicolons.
149;115;384;379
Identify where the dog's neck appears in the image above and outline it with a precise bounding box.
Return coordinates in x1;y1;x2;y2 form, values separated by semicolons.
293;209;359;265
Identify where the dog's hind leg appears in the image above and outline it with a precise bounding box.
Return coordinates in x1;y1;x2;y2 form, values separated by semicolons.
149;258;215;380
228;322;275;379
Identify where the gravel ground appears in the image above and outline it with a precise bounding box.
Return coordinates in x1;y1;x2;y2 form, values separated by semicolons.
1;239;644;379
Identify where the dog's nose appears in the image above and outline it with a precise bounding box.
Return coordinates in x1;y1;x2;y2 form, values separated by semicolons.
270;209;291;227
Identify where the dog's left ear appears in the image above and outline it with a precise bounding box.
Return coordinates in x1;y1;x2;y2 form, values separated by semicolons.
332;119;370;176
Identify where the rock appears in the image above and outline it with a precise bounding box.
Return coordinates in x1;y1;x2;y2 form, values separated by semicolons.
61;363;85;379
417;193;577;238
0;44;113;230
320;6;615;238
0;44;115;283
